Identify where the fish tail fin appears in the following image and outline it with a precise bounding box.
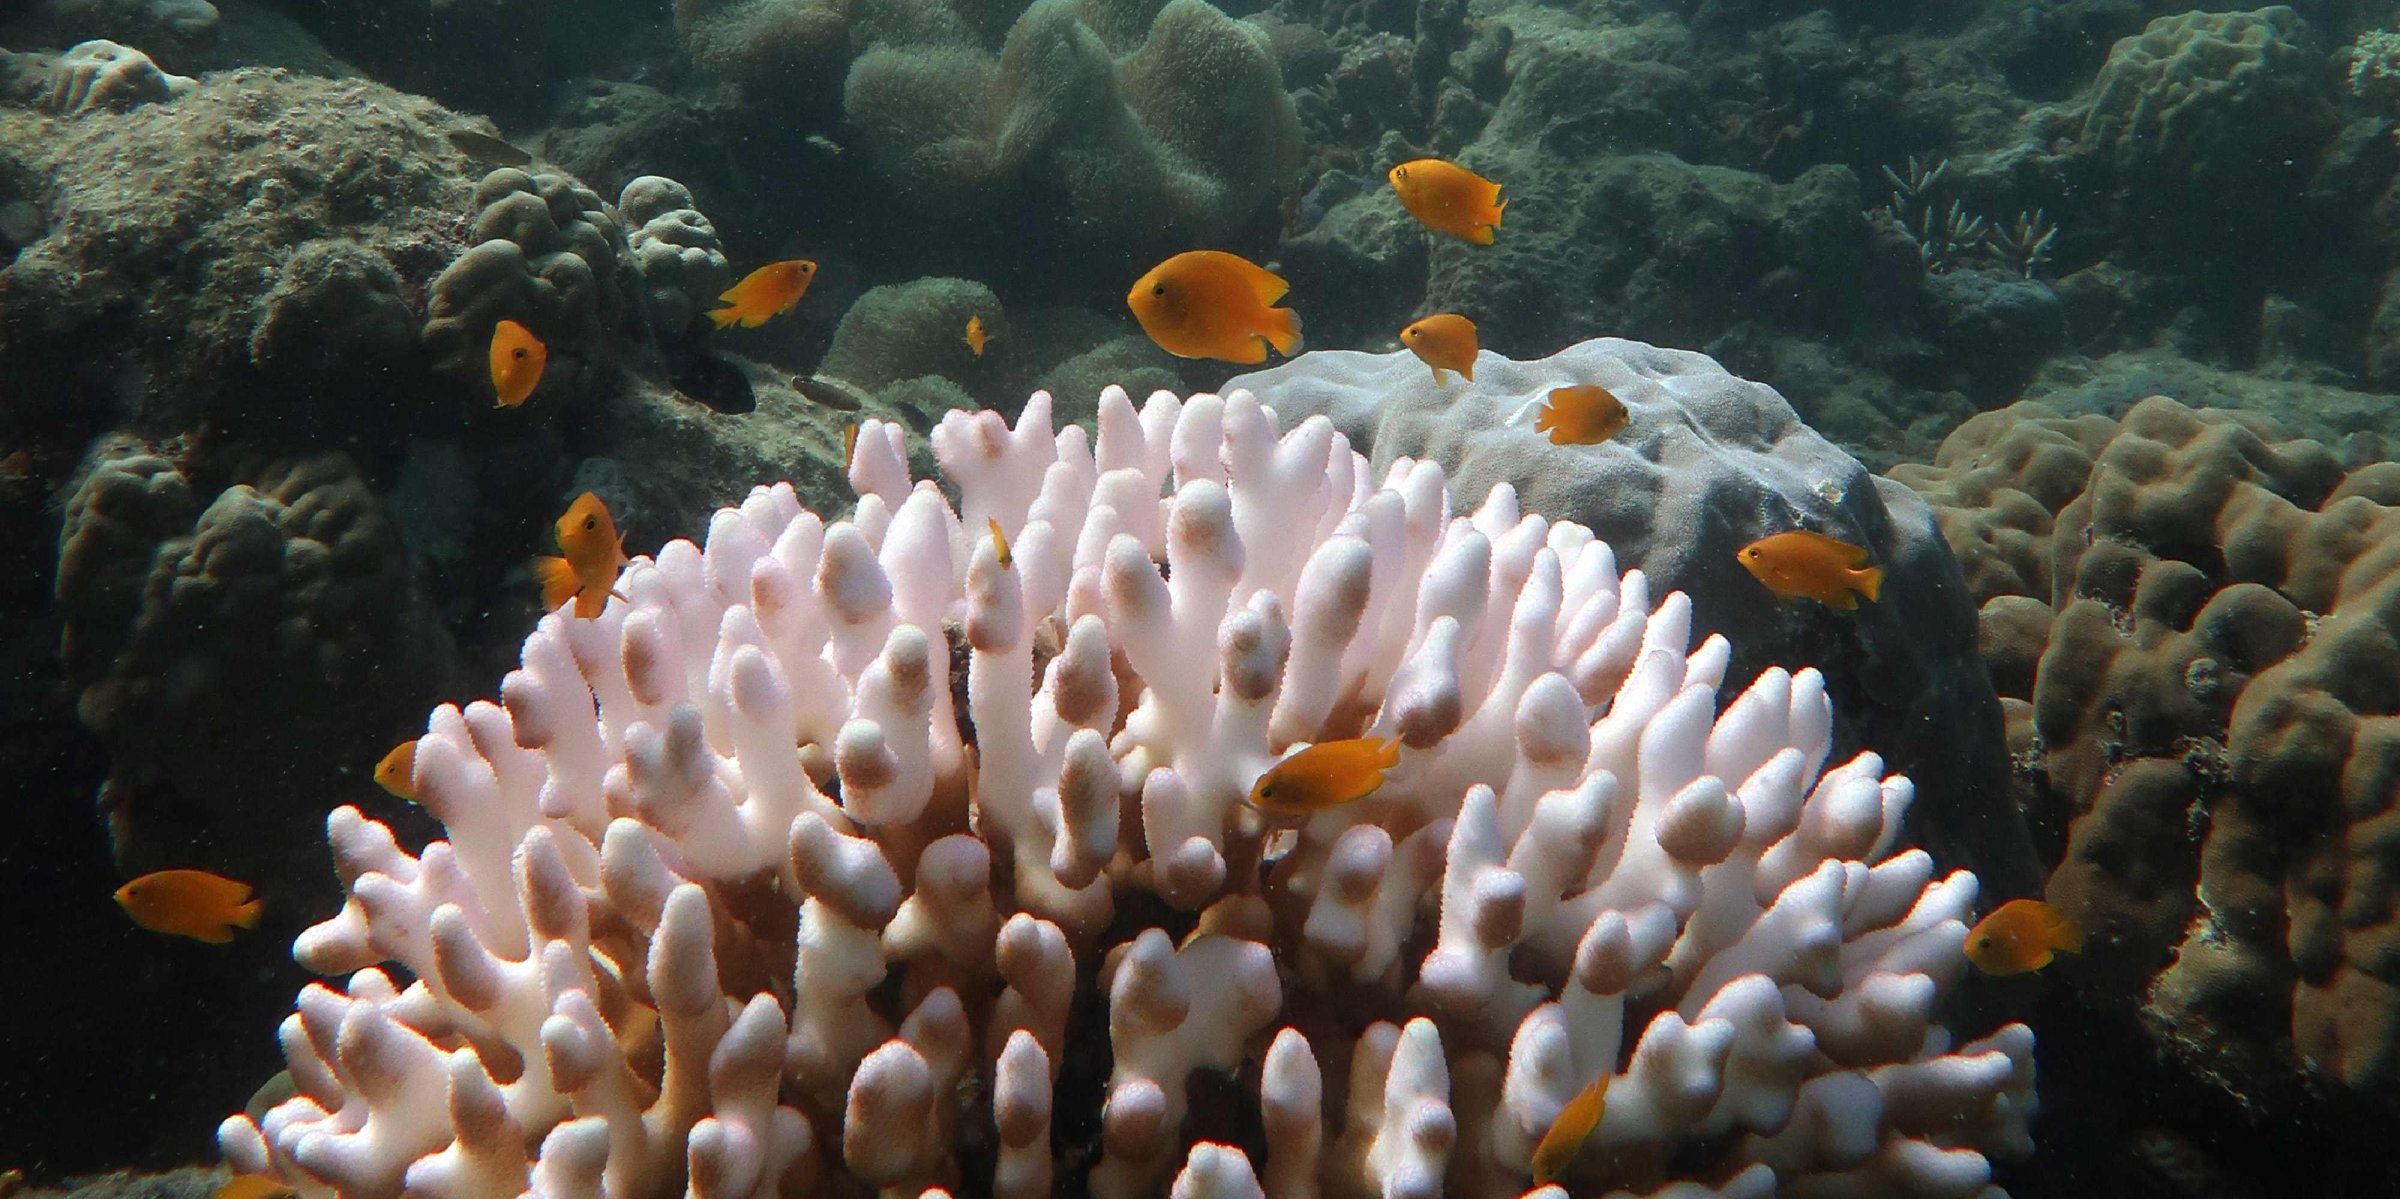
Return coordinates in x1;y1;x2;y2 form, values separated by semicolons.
1376;737;1402;769
1492;196;1508;227
706;306;740;330
534;556;580;613
1856;565;1885;603
233;896;264;930
1265;307;1304;357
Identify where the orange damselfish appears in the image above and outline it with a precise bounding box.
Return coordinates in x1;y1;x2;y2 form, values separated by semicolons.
988;517;1013;570
115;869;262;944
373;739;417;801
1247;737;1400;816
966;314;990;357
1737;530;1884;611
1400;313;1479;384
489;319;546;407
1534;384;1631;446
533;492;629;619
710;259;817;329
1127;250;1304;364
1530;1070;1610;1185
1965;898;2084;976
1388;158;1507;244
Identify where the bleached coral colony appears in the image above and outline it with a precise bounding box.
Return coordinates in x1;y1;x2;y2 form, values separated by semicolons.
219;389;2035;1199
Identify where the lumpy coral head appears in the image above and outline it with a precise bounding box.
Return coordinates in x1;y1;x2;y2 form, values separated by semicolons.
225;387;2035;1198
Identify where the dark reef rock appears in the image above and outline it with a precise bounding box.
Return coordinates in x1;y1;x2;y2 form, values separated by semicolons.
1921;268;2066;406
0;68;474;431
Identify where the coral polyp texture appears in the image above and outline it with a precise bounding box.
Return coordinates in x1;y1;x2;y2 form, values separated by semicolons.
222;390;2034;1198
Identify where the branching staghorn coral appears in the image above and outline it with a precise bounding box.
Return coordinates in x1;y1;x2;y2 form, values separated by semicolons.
220;388;2036;1198
1870;156;2057;279
1984;210;2057;281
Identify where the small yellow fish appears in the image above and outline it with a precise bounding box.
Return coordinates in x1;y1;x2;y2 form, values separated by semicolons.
842;422;859;473
1400;313;1478;384
989;518;1012;569
215;1173;297;1199
709;259;816;329
1535;384;1631;446
373;740;417;801
533;493;629;619
1388;159;1506;244
1965;898;2083;976
1127;250;1304;364
115;870;262;944
1530;1070;1609;1185
489;319;546;408
1736;530;1884;611
966;314;990;357
1247;737;1400;815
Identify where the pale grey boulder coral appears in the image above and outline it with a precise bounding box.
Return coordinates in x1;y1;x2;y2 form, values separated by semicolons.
1229;337;2042;897
40;38;194;112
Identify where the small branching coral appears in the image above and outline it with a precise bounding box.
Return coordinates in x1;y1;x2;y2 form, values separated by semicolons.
220;389;2036;1198
1984;210;2058;280
1871;156;2056;279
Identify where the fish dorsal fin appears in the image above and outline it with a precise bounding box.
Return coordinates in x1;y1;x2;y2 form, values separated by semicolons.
1202;250;1290;305
1797;528;1868;565
2045;904;2085;952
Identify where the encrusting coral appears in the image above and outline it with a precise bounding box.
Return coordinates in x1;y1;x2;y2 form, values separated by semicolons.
222;389;2035;1197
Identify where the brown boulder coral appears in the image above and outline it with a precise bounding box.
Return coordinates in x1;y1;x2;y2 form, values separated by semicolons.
55;440;458;884
1894;395;2400;1096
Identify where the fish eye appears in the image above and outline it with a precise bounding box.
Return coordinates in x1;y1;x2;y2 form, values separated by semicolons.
1396;167;1408;179
584;516;598;531
1974;936;1991;949
1152;283;1166;297
513;347;527;359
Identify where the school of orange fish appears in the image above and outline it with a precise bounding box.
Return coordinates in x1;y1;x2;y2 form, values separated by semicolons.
119;156;2083;1189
